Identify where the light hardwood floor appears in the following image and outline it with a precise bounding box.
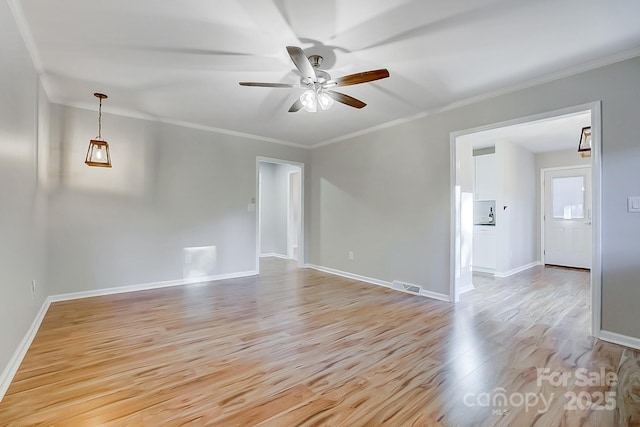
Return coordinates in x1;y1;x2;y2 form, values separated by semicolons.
0;259;637;426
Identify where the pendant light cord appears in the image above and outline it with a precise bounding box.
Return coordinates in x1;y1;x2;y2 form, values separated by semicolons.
98;97;102;140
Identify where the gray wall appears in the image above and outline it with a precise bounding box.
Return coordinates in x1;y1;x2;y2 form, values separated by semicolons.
309;56;640;339
309;121;449;290
46;105;309;295
0;1;49;380
495;141;537;273
535;149;591;258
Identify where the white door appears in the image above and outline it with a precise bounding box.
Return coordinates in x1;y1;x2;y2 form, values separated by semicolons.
544;167;591;269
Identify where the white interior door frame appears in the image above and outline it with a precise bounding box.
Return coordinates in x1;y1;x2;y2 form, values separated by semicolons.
256;157;305;272
286;169;301;260
449;101;602;338
540;165;592;266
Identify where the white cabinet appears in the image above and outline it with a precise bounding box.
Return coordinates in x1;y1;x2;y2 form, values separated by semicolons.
473;225;497;271
474;154;498;201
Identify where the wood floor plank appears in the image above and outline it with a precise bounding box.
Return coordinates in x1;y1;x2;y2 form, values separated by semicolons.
0;260;635;425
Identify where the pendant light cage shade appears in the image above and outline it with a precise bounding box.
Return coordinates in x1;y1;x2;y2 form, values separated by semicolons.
85;139;112;167
578;126;592;158
85;93;112;167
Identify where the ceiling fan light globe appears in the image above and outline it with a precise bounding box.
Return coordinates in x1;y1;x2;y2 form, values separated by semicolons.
303;102;317;113
300;89;316;110
318;92;334;110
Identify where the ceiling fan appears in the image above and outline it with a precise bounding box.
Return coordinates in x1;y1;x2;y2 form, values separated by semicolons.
239;46;389;113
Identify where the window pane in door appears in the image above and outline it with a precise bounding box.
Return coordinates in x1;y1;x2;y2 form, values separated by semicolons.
552;176;585;219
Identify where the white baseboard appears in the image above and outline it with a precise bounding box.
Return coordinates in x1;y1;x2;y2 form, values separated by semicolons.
472;266;495;274
420;289;451;302
459;283;475;294
259;253;289;260
304;264;451;302
304;264;391;288
0;297;51;402
0;269;259;402
598;330;640;351
494;261;541;278
49;270;259;302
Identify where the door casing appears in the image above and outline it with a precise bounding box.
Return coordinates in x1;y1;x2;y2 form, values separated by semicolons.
256;157;305;272
449;101;602;338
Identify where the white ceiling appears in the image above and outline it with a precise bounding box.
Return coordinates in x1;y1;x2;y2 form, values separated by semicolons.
459;111;591;153
15;0;640;147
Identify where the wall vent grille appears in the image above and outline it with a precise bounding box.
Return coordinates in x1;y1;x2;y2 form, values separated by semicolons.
391;280;422;295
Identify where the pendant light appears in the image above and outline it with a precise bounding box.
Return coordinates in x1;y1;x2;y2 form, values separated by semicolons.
577;126;592;158
85;93;112;167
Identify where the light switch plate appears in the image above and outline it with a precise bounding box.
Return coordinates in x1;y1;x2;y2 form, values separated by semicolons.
628;197;640;213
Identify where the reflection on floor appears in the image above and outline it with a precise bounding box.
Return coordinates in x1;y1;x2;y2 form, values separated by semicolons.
467;266;640;426
0;258;638;425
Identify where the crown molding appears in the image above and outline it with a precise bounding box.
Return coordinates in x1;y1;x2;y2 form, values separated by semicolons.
56;100;310;150
311;47;640;149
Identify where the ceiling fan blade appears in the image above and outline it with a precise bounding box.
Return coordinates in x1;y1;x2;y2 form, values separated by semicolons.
327;69;390;87
288;99;303;112
286;46;317;82
327;91;367;109
239;82;295;88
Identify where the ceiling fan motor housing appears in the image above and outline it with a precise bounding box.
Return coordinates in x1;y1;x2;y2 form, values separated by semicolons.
308;54;323;68
300;55;331;85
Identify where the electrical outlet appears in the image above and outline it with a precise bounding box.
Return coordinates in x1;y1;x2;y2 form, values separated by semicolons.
348;251;354;261
31;280;36;296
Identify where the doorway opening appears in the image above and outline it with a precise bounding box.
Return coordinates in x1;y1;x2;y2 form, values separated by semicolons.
450;102;601;337
256;157;304;272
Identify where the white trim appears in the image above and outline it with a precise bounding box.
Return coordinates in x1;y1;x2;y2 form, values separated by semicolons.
599;330;640;351
49;270;259;303
451;104;595;141
287;169;292;260
286;169;302;261
472;266;496;275
304;264;391;288
450;101;602;340
0;298;51;402
311;48;640;148
256;158;305;273
540;169;545;265
58;102;309;150
154;117;306;149
590;102;602;339
449;144;457;302
539;164;591;173
259;253;289;259
459;283;475;294
420;289;451;303
494;261;541;278
304;264;451;302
